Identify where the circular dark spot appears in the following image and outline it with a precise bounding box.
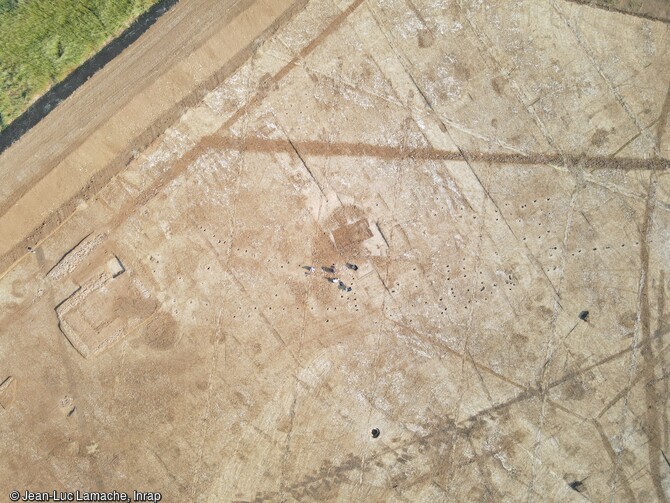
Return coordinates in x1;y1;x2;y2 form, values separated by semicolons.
371;428;380;438
569;480;585;493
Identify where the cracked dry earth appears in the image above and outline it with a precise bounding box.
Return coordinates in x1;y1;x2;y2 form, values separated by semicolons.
1;0;670;501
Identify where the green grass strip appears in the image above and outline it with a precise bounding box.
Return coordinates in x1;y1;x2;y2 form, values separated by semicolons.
0;0;160;130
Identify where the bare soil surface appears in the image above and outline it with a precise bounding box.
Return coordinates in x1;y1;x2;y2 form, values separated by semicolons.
1;0;670;501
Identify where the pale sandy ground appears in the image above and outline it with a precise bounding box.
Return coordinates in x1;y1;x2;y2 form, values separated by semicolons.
1;0;670;501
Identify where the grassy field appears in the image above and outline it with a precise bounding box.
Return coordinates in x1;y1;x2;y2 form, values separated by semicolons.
0;0;160;130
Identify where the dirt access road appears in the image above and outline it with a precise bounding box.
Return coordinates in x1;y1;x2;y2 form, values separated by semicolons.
0;0;237;208
0;0;305;272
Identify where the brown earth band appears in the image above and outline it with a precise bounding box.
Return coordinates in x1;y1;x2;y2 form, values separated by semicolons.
0;0;308;276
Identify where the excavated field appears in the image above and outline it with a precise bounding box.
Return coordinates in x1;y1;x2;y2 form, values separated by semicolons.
1;0;670;501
